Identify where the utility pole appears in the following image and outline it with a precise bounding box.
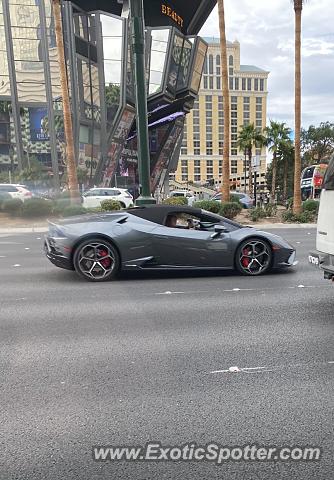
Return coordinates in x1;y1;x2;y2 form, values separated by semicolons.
129;0;155;205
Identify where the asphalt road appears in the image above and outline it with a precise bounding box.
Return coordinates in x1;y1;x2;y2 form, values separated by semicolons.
0;227;333;480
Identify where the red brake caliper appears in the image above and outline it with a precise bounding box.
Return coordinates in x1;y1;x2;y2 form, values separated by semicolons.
242;248;251;267
99;249;111;268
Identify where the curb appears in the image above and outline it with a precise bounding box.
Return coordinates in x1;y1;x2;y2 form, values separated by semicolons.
0;226;48;234
0;223;317;234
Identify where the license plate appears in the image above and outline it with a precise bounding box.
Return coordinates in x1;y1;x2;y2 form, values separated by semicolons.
308;254;320;267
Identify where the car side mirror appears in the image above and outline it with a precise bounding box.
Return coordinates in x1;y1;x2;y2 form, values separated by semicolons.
211;224;228;239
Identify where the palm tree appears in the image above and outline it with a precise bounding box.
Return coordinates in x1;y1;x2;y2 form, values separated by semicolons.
264;121;291;201
293;0;305;214
237;123;265;195
217;0;230;202
52;0;79;203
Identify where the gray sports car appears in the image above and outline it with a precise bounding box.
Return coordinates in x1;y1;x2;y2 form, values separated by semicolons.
44;205;297;281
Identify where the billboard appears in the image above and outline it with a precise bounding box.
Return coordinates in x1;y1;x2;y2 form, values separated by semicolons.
28;107;49;142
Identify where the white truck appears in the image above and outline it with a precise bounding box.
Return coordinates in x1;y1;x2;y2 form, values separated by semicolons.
309;155;334;281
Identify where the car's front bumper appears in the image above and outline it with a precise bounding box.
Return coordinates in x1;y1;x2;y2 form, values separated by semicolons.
44;236;73;270
309;250;334;280
274;249;298;268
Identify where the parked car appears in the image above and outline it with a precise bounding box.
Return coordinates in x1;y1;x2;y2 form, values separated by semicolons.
169;190;195;206
0;183;32;202
82;187;133;209
211;191;254;209
44;204;297;282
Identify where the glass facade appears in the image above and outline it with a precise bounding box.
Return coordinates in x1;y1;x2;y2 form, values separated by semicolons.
0;0;208;194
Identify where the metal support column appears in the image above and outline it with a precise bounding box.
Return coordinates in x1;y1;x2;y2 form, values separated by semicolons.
129;0;155;205
63;1;80;162
2;0;25;170
38;0;60;190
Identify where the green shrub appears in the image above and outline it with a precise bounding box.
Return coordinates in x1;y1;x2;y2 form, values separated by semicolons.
162;196;188;206
282;210;315;223
230;194;242;204
286;197;293;210
21;198;53;218
193;200;221;213
249;207;267;222
302;199;319;213
263;203;277;217
219;201;242;219
100;199;122;211
0;192;11;209
85;207;102;214
62;205;87;217
2;198;23;216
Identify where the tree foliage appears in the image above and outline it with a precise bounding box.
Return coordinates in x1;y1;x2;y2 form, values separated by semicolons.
301;122;334;165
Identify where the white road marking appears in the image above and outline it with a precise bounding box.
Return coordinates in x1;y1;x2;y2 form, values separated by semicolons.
155;291;185;295
36;237;41;240
232;288;240;291
297;284;305;288
0;255;6;258
210;361;334;375
25;247;30;250
13;264;21;267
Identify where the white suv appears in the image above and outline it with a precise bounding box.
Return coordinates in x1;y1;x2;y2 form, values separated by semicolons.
82;187;133;209
0;184;32;202
169;190;195;206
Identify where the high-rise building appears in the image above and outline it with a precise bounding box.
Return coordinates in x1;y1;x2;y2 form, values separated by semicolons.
174;38;269;190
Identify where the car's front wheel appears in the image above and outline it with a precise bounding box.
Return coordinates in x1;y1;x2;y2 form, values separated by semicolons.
73;238;120;281
235;238;272;275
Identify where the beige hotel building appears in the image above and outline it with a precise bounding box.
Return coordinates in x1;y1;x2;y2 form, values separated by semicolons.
174;38;269;190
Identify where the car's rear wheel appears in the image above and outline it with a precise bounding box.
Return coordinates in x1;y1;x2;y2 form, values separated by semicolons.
119;202;126;208
73;238;119;282
235;238;272;275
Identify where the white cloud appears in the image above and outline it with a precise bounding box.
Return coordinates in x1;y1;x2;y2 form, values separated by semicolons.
200;0;334;127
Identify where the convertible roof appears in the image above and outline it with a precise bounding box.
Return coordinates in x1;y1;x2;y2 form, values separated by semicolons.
127;204;203;225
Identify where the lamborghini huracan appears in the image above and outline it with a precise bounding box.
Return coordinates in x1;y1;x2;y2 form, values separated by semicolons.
44;205;297;281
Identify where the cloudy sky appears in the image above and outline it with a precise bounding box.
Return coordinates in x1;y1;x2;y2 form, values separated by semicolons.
200;0;334;129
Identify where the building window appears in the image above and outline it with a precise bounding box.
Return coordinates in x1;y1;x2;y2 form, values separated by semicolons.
242;78;246;90
235;78;239;90
231;127;237;133
231;167;238;174
254;78;259;91
243;104;250;112
243;96;250;104
204;77;208;89
193;126;200;133
231;149;238;156
203;58;207;74
229;77;234;90
216;77;221;90
231;96;237;103
256;112;262;119
243;112;250;119
207;159;213;178
260;79;264;91
206;118;212;126
256;149;261;156
209;77;214;89
209;54;214;74
256;97;263;104
256;104;262;112
229;67;233;76
247;78;252;90
229;55;233;66
206;110;212;118
244;120;250;126
231;111;237;118
216;54;220;66
219;159;223;176
231;119;237;126
219;141;224;155
206;133;212;141
231;159;238;167
256;120;262;127
193;117;200;125
219;118;224;126
231;103;237;112
194;133;200;140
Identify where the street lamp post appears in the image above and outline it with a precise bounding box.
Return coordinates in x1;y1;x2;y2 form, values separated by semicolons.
129;0;156;205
